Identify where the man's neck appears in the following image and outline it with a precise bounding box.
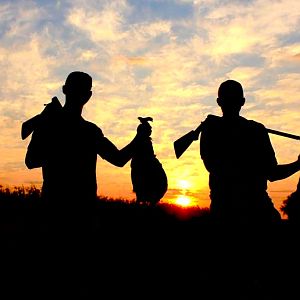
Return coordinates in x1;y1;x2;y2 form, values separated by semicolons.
222;114;241;121
62;104;83;120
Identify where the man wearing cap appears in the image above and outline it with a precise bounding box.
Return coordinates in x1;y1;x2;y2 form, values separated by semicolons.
200;79;300;225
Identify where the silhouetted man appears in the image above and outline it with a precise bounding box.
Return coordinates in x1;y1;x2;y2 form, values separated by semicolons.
24;71;147;229
200;79;300;225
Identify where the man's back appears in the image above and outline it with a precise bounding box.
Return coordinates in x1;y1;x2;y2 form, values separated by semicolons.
201;116;276;185
37;111;102;206
200;115;280;223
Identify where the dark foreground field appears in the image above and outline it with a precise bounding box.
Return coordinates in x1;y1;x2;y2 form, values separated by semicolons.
0;191;299;299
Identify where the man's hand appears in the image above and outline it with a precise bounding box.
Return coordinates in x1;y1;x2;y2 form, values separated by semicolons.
40;97;62;120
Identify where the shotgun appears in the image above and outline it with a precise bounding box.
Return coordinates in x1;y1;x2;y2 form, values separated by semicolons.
173;115;300;159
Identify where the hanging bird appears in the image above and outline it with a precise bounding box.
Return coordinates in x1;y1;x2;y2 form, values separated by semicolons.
131;117;168;205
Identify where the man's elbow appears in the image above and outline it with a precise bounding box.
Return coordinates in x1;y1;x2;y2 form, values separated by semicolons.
25;161;35;169
268;175;277;182
104;153;130;167
105;154;129;167
113;160;127;167
25;157;41;169
268;170;281;182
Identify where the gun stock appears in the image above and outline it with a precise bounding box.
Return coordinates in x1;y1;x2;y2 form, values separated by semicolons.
174;131;195;159
21;115;41;140
174;123;203;159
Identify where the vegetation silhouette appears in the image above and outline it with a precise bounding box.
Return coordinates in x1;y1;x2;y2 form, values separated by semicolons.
0;184;208;233
281;177;300;225
0;184;299;299
196;80;300;225
130;117;168;206
22;71;149;230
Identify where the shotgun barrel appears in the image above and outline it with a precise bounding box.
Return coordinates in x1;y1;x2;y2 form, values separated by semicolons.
266;128;300;140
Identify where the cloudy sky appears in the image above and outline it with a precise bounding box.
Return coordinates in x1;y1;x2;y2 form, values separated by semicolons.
1;0;300;216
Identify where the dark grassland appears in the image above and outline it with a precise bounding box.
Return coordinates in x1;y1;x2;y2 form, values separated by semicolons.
0;185;299;299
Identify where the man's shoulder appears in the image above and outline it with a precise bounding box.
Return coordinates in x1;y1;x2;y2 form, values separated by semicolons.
202;114;222;130
244;118;267;131
81;119;104;137
242;118;271;142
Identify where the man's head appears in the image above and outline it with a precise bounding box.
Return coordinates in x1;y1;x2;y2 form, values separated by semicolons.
62;71;93;107
217;80;245;118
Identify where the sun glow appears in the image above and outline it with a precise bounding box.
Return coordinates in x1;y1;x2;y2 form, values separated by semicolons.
177;180;191;190
175;196;191;207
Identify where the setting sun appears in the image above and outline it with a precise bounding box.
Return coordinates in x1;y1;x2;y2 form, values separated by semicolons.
175;196;191;207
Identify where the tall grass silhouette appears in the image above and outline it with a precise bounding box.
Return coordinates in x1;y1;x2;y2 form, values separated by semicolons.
281;179;300;224
0;184;299;299
0;184;210;234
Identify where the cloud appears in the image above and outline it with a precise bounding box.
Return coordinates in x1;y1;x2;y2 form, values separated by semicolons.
267;43;300;69
0;35;57;116
67;1;172;53
67;2;128;42
226;66;263;90
192;0;300;59
0;2;46;40
79;50;98;61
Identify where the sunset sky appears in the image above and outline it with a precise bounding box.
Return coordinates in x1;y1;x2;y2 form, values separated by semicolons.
1;0;300;217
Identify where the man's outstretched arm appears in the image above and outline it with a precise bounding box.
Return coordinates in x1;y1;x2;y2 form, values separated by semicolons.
97;123;148;167
268;155;300;182
99;136;140;167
